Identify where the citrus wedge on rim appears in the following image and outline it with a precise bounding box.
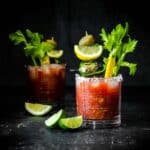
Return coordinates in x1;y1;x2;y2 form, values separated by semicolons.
58;115;83;129
25;102;52;116
45;109;67;128
74;45;103;61
47;50;63;58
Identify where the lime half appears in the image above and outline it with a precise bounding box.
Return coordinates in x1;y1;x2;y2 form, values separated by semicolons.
25;102;52;116
59;115;83;129
47;50;63;58
74;45;103;61
45;109;66;128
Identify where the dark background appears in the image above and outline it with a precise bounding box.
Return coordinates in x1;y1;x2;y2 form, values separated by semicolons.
0;1;150;149
0;0;149;87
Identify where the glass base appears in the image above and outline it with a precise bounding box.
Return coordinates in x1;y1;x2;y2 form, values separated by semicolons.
82;115;121;129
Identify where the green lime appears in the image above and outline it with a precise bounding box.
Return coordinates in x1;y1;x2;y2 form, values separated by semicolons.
58;115;83;129
25;102;52;116
45;109;67;128
47;50;63;58
74;45;103;61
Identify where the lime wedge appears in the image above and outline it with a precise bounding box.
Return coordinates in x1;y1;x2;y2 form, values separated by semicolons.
25;102;52;116
47;50;63;58
45;109;67;128
58;115;83;129
74;45;103;61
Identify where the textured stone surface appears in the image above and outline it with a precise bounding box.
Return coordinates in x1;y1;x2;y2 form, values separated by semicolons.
0;87;150;150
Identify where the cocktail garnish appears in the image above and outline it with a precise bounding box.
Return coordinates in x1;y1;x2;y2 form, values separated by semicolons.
74;22;138;77
79;31;95;46
100;22;138;77
9;29;63;66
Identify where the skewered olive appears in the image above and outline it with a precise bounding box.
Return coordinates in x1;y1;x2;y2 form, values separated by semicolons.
46;37;57;48
79;31;95;46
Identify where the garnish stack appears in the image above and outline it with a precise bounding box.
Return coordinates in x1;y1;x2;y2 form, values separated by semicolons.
9;29;63;66
74;32;103;76
74;22;138;78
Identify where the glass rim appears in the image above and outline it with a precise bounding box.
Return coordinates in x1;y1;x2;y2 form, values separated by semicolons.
26;63;66;68
75;73;123;82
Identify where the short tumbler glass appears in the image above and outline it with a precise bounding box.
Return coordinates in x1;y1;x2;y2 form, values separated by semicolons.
75;74;123;128
27;64;66;106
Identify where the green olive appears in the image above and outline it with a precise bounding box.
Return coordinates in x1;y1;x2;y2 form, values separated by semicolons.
79;31;95;46
46;37;57;48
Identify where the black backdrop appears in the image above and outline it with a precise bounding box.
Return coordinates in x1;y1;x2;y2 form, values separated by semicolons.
0;0;149;87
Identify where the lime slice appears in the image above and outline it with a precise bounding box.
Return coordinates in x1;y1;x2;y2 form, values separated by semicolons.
45;109;67;128
47;50;63;58
58;115;83;129
25;102;52;116
74;45;103;61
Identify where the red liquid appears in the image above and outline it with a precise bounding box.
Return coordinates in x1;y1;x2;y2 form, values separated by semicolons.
27;64;66;104
76;76;122;120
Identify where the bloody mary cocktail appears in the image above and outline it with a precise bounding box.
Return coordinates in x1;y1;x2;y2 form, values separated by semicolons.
9;29;65;106
74;23;138;128
27;64;66;105
76;74;122;128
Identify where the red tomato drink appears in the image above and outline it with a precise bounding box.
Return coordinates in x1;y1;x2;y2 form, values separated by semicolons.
27;64;66;105
76;74;122;128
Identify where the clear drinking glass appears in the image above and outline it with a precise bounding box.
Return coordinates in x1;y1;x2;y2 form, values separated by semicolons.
26;64;66;106
75;74;123;128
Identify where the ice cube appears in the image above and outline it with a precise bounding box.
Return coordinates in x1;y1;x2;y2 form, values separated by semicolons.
107;80;119;88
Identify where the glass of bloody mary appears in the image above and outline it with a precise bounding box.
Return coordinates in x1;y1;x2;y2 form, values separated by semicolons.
74;23;138;128
9;29;65;107
27;64;66;106
76;74;123;128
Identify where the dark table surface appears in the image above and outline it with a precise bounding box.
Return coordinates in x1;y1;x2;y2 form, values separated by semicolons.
0;86;150;150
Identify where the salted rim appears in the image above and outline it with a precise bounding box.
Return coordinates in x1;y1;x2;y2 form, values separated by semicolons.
75;73;123;82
